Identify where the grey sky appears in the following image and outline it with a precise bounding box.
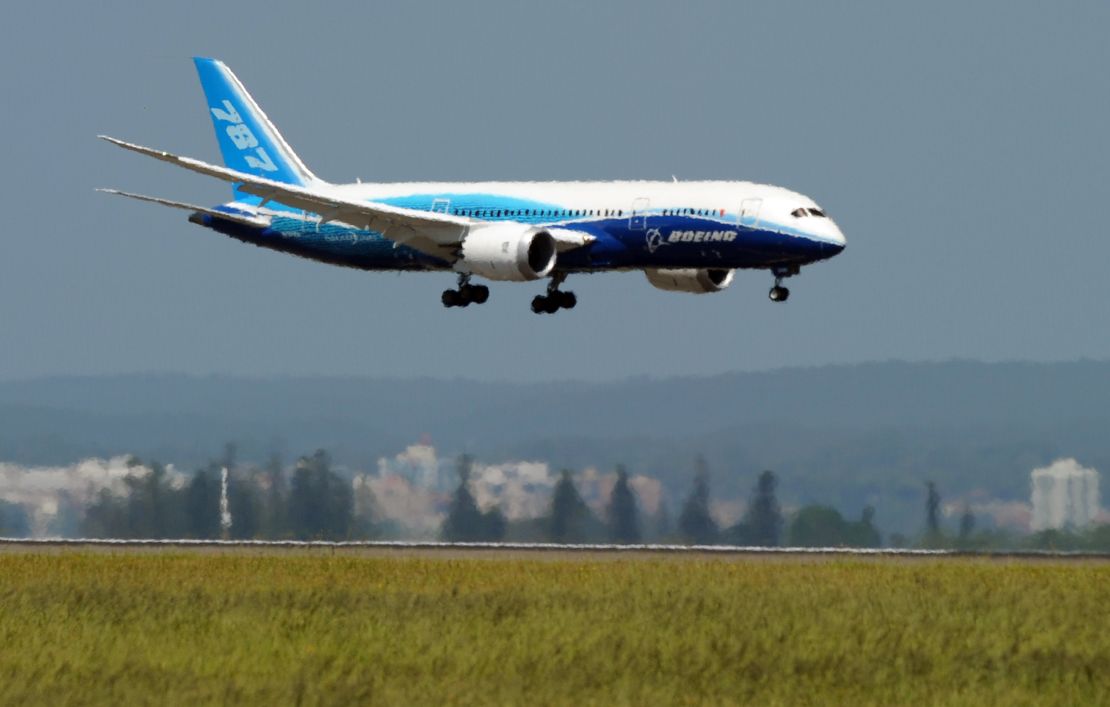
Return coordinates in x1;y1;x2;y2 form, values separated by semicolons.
2;1;1107;381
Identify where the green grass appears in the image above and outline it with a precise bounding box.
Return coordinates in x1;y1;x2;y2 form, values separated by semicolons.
1;552;1108;705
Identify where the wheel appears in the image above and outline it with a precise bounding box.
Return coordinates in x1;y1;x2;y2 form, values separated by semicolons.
531;295;549;314
442;289;460;307
543;297;561;314
471;285;490;304
557;291;577;309
458;284;474;303
769;286;790;302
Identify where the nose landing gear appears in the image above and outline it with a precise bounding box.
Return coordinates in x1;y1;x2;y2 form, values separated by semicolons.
768;266;798;303
531;272;576;314
442;274;490;308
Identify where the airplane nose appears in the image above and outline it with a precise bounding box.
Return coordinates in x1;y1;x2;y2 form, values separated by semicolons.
827;222;846;253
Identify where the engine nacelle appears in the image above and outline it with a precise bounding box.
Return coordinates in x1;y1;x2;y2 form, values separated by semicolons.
644;268;735;294
457;222;557;281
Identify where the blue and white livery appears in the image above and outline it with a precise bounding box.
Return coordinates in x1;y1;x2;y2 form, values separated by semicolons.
100;58;845;313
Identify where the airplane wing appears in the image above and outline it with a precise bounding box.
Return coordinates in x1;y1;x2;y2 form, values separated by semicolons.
100;135;597;260
99;136;469;260
97;189;272;228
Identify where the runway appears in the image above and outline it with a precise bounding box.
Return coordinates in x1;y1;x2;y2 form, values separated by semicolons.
2;537;1107;561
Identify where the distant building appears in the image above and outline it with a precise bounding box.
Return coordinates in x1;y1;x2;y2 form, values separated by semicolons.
376;442;449;492
1031;459;1100;531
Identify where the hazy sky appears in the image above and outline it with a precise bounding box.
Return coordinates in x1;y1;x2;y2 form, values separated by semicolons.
2;1;1108;381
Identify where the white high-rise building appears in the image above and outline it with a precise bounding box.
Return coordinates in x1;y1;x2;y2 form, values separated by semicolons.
1030;459;1101;531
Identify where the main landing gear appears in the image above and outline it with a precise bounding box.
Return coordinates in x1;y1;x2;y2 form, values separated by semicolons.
531;272;576;314
768;266;799;303
442;274;489;308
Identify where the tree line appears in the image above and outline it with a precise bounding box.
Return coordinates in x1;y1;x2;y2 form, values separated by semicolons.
66;450;868;546
80;449;373;541
7;448;1110;551
438;455;880;547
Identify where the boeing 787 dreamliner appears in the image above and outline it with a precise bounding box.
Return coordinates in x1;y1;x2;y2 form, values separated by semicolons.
101;58;845;313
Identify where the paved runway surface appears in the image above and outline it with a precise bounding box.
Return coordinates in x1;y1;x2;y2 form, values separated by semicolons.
2;538;1107;562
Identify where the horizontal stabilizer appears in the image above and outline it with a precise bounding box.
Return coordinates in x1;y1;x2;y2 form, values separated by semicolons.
97;189;271;227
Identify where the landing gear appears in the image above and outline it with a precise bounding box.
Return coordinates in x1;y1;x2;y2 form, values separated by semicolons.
442;274;490;308
531;291;576;314
461;283;490;304
768;266;797;303
531;273;576;314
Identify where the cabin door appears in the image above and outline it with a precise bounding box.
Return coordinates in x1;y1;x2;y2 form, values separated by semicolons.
739;198;762;227
630;197;650;230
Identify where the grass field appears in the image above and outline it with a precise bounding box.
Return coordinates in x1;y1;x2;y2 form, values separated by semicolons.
1;550;1108;705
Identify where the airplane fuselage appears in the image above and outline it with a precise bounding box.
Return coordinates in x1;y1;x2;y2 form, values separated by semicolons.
195;179;845;274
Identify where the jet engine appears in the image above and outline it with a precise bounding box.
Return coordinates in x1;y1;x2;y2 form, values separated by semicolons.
458;222;557;281
644;268;735;293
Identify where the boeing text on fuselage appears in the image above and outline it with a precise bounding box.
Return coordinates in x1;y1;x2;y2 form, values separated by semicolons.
668;230;738;243
99;58;846;313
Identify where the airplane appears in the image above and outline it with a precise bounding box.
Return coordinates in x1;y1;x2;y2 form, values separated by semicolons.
100;58;846;314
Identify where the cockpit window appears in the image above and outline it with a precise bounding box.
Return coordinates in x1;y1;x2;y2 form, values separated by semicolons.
792;207;829;218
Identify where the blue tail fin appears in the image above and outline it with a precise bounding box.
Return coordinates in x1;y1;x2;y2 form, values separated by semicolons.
193;57;319;206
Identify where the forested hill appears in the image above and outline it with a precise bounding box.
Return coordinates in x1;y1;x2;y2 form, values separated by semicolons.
1;360;1108;534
